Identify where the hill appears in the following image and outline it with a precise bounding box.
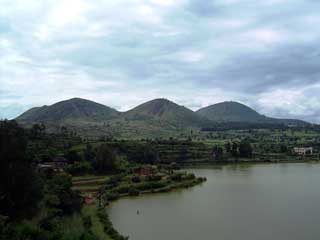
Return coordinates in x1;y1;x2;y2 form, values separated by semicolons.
197;101;267;122
197;101;308;126
16;98;119;124
16;98;309;138
123;98;209;128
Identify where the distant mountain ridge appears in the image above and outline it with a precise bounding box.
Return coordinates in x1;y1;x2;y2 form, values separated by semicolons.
16;98;309;137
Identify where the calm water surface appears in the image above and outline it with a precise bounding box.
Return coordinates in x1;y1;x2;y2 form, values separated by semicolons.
108;163;320;240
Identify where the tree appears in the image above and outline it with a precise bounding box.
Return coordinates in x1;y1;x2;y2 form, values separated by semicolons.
127;144;159;164
0;121;43;220
96;145;118;172
231;142;239;158
84;143;96;163
65;150;81;164
178;146;188;162
225;142;231;153
212;145;224;161
280;144;288;153
44;174;82;216
239;140;253;158
30;123;46;138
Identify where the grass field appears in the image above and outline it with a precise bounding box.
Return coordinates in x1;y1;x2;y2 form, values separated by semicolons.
82;205;112;240
72;175;109;194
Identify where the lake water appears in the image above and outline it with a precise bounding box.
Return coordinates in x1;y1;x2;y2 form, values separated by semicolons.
108;163;320;240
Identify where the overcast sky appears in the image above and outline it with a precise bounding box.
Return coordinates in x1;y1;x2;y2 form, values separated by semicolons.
1;0;320;122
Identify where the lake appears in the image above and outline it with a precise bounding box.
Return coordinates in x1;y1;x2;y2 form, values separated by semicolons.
108;163;320;240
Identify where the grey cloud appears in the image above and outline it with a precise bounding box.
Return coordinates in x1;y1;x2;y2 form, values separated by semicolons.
186;0;221;17
1;0;320;122
194;43;320;93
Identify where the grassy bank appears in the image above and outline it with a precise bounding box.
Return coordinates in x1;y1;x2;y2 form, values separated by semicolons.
71;169;206;239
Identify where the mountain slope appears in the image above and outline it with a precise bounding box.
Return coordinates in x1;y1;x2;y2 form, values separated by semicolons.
197;101;268;122
16;98;119;124
197;101;308;126
16;98;309;138
123;98;209;128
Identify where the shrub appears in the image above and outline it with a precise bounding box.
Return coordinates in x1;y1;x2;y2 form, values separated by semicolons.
82;215;92;229
113;184;130;194
145;175;162;182
170;173;183;181
128;187;140;196
183;173;196;180
131;176;141;183
105;192;120;201
135;181;166;191
66;161;93;175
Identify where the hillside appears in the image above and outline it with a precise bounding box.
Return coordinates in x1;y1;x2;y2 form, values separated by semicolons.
197;101;268;123
16;98;309;138
197;101;308;126
123;98;209;128
16;98;119;124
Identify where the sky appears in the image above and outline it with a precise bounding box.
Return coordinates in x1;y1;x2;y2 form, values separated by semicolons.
1;0;320;122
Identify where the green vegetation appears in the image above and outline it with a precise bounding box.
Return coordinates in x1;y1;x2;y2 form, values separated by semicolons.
197;101;269;122
17;98;119;124
196;101;307;126
99;168;206;204
2;118;320;240
0;120;127;240
0;121;43;220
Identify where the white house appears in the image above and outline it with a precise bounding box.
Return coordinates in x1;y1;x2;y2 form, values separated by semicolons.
293;147;313;155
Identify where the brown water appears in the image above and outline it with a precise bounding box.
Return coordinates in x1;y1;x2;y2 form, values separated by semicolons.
108;163;320;240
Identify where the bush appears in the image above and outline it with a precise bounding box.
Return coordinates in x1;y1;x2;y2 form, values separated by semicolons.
44;175;83;216
170;173;183;181
128;187;140;196
183;173;196;180
96;145;118;173
80;231;99;240
66;161;93;175
105;192;120;201
106;176;122;185
82;215;92;229
145;175;162;182
135;181;166;191
131;176;141;183
113;184;130;194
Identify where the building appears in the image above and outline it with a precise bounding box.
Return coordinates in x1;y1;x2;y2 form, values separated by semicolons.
84;194;96;205
133;166;156;176
37;156;70;173
293;147;313;156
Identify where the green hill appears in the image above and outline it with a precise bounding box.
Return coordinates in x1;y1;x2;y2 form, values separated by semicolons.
122;98;208;128
196;101;308;126
197;101;267;122
15;98;309;138
16;98;119;124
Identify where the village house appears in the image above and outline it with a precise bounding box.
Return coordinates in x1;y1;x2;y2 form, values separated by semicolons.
37;155;70;173
133;165;156;176
293;147;313;156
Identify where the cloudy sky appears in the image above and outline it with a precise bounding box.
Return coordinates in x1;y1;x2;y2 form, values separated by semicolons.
1;0;320;122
